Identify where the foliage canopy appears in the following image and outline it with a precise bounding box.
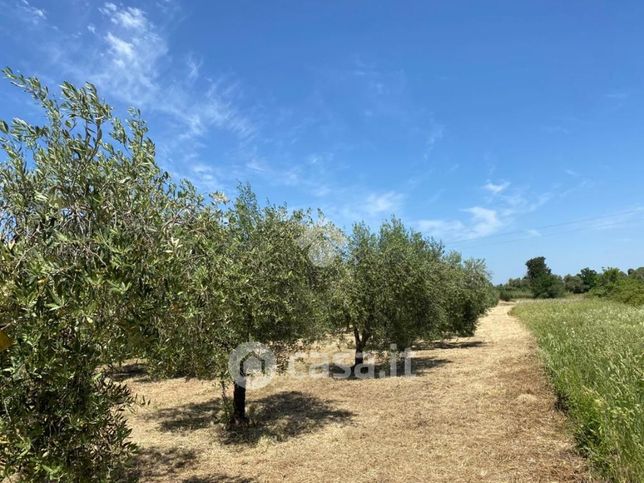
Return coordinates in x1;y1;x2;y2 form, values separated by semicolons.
0;72;496;480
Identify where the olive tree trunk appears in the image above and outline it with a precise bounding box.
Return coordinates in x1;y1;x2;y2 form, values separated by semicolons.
351;327;370;377
231;380;249;426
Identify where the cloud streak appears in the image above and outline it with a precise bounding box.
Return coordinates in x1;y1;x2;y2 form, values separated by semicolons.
12;1;259;191
417;181;556;243
19;1;256;185
18;0;46;24
418;206;503;241
482;180;510;195
365;191;404;216
96;3;254;141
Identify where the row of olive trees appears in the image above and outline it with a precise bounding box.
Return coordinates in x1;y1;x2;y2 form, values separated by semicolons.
329;220;494;370
0;74;496;481
146;216;496;425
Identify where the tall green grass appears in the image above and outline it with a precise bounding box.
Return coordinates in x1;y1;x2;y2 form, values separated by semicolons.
512;299;644;482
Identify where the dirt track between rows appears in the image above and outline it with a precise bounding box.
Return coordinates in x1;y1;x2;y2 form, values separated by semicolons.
127;302;590;482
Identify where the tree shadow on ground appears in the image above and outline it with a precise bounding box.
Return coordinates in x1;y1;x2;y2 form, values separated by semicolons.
327;355;451;379
146;399;222;432
128;446;253;482
146;391;354;447
222;391;354;446
409;356;451;375
107;362;151;383
412;340;485;350
182;475;255;482
126;446;200;481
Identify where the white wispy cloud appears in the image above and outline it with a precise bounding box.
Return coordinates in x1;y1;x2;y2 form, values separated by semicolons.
417;181;556;242
27;1;257;186
105;32;136;61
108;5;147;30
423;121;445;160
18;0;46;24
99;2;117;14
47;2;254;147
557;168;594;197
189;163;220;192
586;207;644;231
94;4;168;105
339;58;409;119
416;218;464;239
224;148;340;202
364;191;404;216
186;54;202;82
418;206;502;241
465;207;503;236
310;189;405;229
482;180;510;194
243;157;301;187
165;79;254;142
424;171;596;244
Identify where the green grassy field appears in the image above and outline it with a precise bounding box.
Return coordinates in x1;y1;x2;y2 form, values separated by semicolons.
512;299;644;482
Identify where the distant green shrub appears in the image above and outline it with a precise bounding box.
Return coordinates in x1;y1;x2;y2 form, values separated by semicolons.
578;267;599;292
496;277;533;301
564;274;584;293
590;268;644;307
608;278;644;307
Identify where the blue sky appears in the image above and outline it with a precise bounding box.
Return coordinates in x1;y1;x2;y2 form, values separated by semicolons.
1;0;643;283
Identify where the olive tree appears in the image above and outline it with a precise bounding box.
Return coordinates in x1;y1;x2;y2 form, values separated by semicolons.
0;72;171;480
332;219;447;373
441;254;496;336
148;186;326;426
332;218;496;374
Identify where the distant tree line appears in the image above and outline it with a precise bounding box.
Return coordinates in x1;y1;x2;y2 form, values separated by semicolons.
583;266;644;306
0;73;497;481
498;256;644;306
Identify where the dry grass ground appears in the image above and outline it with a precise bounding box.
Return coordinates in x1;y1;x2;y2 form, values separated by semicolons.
124;302;590;482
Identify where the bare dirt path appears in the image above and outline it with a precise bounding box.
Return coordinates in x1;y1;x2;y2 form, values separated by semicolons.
127;302;590;482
